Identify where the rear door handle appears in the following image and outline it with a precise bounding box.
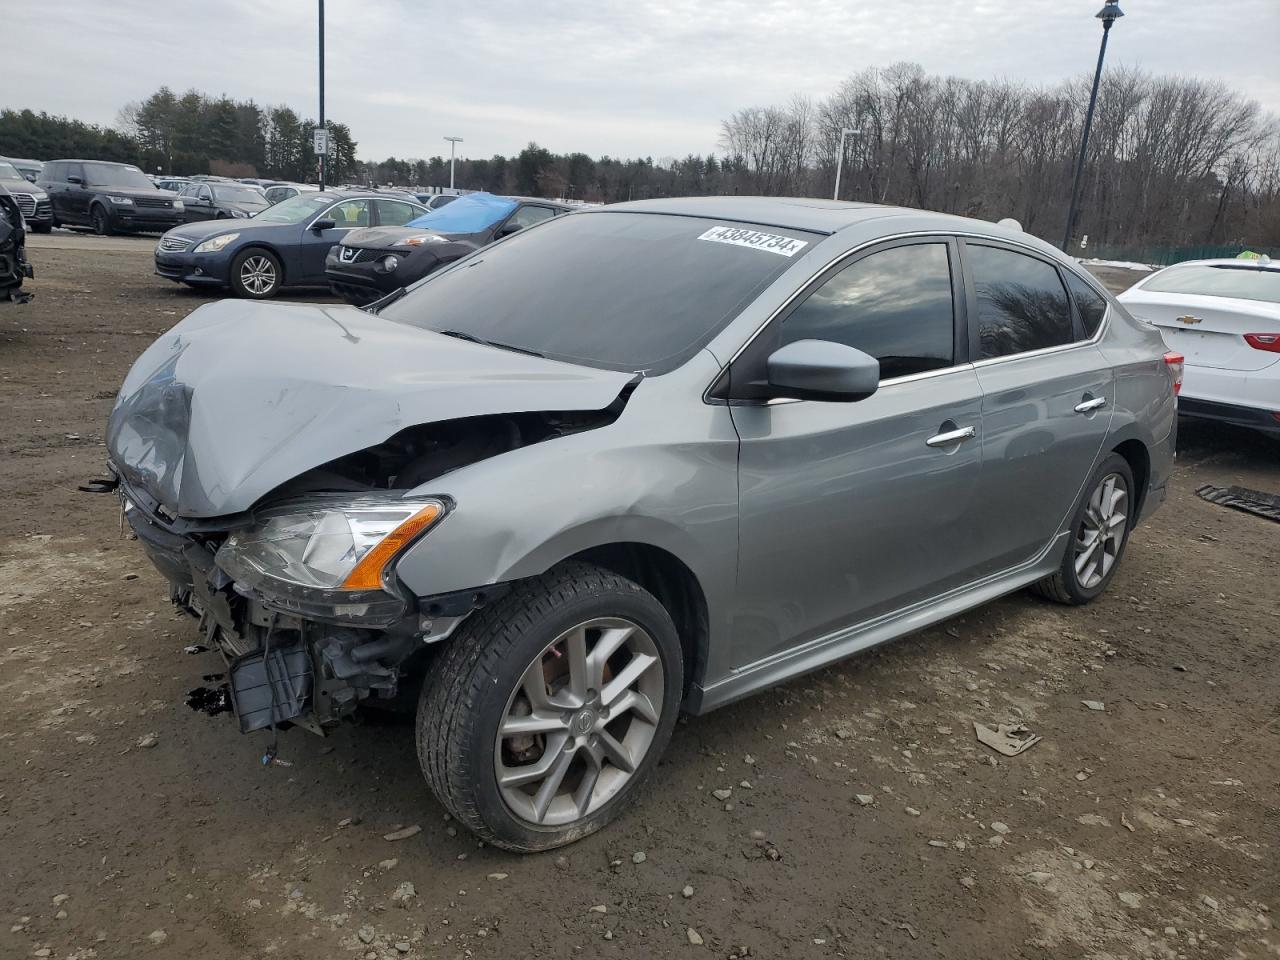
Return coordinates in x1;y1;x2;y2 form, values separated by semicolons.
925;425;977;448
1074;396;1108;413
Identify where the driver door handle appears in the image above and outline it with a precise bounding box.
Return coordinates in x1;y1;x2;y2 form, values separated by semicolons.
1074;396;1108;413
925;425;977;448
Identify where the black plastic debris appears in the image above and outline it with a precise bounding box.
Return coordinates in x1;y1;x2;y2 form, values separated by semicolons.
186;684;232;717
1196;484;1280;523
228;639;313;734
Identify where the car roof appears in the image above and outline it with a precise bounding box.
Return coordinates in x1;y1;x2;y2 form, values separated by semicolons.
598;196;951;235
46;158;141;166
1148;258;1278;271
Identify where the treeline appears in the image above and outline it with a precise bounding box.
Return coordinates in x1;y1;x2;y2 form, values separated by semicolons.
0;87;358;183
4;64;1277;253
363;63;1280;252
717;63;1280;250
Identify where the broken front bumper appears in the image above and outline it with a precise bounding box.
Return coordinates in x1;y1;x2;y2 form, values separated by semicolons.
116;476;458;735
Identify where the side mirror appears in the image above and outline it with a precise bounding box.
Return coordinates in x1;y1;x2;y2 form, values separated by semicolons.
765;340;880;402
311;217;337;232
497;221;522;237
67;175;84;185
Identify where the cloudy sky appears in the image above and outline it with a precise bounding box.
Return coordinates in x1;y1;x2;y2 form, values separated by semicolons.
8;0;1279;162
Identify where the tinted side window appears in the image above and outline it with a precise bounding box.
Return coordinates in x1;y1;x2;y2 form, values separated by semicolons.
969;245;1073;359
328;199;370;227
509;205;557;230
781;243;955;380
375;199;420;226
1064;270;1108;337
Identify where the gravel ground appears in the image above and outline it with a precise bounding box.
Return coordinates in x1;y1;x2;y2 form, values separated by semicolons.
1;233;1277;960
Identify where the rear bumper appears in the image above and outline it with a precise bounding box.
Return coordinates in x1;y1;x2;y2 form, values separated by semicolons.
1179;396;1280;436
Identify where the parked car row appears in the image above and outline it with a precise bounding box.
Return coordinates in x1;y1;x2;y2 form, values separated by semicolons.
152;190;573;301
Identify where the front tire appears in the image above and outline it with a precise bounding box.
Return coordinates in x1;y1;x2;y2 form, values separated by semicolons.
91;205;112;236
229;247;281;299
1031;453;1135;605
33;223;53;234
417;562;683;852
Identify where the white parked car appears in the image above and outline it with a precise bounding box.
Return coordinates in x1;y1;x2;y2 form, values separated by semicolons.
1117;258;1280;437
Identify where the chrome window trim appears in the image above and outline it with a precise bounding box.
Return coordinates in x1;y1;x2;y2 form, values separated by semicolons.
763;361;979;405
705;229;1113;405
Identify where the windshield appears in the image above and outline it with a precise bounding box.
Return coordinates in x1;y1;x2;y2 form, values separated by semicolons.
255;192;334;223
405;192;516;234
1143;264;1280;304
83;163;154;190
214;185;267;205
379;211;818;374
0;161;21;181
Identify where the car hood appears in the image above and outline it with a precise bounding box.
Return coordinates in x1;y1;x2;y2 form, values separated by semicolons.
0;176;40;196
106;299;633;518
340;226;471;248
165;217;282;242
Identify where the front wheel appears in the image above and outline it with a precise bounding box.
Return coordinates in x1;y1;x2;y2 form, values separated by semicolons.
91;205;112;236
1031;452;1135;605
416;562;683;851
229;248;281;299
32;223;53;234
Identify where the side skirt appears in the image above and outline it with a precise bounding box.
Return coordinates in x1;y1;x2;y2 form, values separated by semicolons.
687;531;1068;714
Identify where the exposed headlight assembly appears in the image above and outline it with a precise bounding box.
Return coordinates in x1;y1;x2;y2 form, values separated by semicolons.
194;232;240;253
231;208;250;218
215;496;447;624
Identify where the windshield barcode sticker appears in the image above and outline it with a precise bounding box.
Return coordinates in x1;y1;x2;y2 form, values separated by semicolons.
697;226;808;257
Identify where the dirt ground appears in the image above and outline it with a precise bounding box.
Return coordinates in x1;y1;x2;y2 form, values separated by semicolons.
1;233;1277;960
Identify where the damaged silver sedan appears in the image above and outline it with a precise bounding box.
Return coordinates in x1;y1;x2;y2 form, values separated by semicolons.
107;197;1178;850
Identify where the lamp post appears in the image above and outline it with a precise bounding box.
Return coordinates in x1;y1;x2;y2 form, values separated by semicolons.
444;136;463;189
317;0;326;190
1062;0;1123;251
833;127;859;201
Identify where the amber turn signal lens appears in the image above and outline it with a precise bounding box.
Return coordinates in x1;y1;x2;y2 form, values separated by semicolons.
341;502;444;590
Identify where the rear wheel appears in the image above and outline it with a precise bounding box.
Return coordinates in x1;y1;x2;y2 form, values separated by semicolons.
416;562;683;851
91;205;112;236
1031;453;1135;605
229;248;281;299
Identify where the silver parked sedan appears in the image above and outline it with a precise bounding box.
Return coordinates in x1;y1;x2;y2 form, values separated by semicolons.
106;197;1179;850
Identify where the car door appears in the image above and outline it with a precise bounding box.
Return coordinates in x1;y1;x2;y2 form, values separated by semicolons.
184;184;216;222
295;198;370;283
728;238;986;666
373;198;425;227
961;240;1114;575
60;163;91;224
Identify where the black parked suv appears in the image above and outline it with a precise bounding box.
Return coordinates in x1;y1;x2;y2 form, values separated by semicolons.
38;160;184;235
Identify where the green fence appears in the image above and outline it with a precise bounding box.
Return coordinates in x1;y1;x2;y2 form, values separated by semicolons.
1085;243;1280;267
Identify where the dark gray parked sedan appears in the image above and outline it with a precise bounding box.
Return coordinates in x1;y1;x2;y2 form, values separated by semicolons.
153;190;426;298
107;197;1179;851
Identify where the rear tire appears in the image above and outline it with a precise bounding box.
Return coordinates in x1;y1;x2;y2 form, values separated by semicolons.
416;562;683;852
33;223;52;234
1031;453;1135;605
229;247;281;299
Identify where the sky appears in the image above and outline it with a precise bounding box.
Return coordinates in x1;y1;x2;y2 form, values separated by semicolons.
7;0;1279;162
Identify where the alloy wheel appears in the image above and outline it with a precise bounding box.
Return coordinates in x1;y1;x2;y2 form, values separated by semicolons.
1073;472;1128;589
239;255;277;296
494;617;664;827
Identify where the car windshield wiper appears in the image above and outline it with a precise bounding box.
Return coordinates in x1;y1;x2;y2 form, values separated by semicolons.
366;287;408;313
439;330;545;358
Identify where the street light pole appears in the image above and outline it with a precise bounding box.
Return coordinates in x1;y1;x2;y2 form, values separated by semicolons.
444;136;463;190
318;0;326;191
833;128;859;201
1062;0;1123;251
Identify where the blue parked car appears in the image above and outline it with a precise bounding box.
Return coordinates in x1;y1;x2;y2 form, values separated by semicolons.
153;190;427;299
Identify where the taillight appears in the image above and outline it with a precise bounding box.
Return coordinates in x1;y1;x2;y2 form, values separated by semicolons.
1163;351;1184;395
1244;333;1280;353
